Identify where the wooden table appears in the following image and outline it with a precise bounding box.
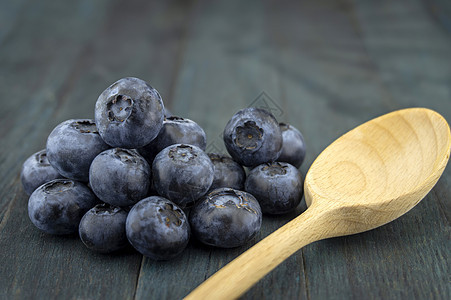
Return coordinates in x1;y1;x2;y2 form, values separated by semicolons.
1;0;450;299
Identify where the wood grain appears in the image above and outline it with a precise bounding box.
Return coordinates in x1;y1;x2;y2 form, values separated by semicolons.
134;0;308;298
0;0;193;299
186;108;451;299
0;0;450;299
268;1;451;299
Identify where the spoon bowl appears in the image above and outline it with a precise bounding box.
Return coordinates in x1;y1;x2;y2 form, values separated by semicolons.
305;107;451;236
186;108;450;300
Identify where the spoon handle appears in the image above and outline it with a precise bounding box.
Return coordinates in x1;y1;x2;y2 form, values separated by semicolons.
184;204;333;300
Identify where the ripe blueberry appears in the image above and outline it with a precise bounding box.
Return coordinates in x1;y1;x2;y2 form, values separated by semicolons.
79;203;129;253
95;77;164;148
21;149;63;195
207;153;246;191
89;148;151;207
138;116;206;165
278;123;306;168
223;107;282;167
126;196;190;260
152;144;214;207
28;179;98;235
46;119;109;182
245;162;303;214
189;188;262;248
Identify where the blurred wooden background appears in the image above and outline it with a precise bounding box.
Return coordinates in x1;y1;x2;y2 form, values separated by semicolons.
0;0;450;299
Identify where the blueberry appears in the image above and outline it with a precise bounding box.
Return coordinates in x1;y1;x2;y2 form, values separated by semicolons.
138;116;207;165
125;196;190;260
46;119;110;182
245;162;303;214
278;123;306;168
223;107;282;167
21;149;63;195
28;179;98;235
189;188;262;248
152;144;214;207
95;77;164;148
79;203;129;253
89;148;151;207
207;153;246;191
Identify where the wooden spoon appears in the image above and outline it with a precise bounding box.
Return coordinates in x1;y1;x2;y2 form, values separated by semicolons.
185;107;451;300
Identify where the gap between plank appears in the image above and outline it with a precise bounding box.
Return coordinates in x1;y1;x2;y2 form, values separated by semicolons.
301;248;311;300
203;251;213;281
164;0;199;112
132;256;145;300
0;175;21;233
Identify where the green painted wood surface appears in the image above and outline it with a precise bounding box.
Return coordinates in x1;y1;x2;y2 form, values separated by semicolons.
0;0;449;299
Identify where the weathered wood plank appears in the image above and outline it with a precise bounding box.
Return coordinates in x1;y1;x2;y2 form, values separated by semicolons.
0;0;29;45
0;0;449;299
0;0;194;299
267;0;450;299
0;177;140;299
423;0;451;34
0;0;112;197
353;0;451;121
134;0;308;299
0;1;140;298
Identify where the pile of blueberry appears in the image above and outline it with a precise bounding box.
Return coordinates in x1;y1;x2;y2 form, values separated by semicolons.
22;77;306;260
